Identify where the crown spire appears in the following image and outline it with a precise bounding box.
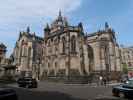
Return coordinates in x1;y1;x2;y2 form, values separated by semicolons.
105;22;109;30
26;26;30;33
46;23;50;29
44;23;50;33
59;10;62;17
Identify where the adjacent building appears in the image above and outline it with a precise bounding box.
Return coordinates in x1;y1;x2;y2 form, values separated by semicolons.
0;43;7;65
120;46;133;78
120;46;133;67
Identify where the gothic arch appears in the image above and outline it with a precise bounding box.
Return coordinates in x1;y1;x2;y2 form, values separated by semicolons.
71;35;76;53
27;47;32;69
28;47;31;57
47;62;50;68
87;45;94;72
100;42;110;73
62;37;66;53
20;40;25;57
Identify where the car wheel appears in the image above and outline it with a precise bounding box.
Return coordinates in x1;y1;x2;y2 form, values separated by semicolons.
112;92;119;97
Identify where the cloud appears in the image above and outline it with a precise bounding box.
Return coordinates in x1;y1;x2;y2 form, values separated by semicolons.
0;0;81;22
0;0;82;35
0;0;82;57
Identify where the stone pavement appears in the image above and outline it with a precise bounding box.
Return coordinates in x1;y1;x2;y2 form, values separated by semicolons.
6;81;123;100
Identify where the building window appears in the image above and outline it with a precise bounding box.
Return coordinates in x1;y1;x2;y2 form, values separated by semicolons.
48;40;50;46
28;47;31;58
55;62;57;68
128;62;132;67
48;62;50;68
27;47;31;68
62;37;66;53
71;35;76;53
55;46;58;53
58;36;60;43
22;46;27;56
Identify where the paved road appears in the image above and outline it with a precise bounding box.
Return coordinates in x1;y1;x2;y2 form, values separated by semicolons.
6;81;129;100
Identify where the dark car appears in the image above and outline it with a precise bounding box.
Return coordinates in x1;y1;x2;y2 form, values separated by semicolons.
112;78;133;98
17;77;37;88
0;88;18;100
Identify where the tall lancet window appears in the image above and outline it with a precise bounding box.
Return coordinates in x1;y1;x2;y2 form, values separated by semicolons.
62;37;66;53
28;47;31;58
27;47;31;68
21;40;25;56
71;35;76;53
21;40;28;56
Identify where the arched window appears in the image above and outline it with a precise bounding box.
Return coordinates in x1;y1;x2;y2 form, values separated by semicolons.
27;47;31;68
71;35;76;52
87;45;94;72
47;39;50;46
22;40;27;56
48;62;50;68
55;62;57;68
20;40;24;57
62;37;66;53
28;47;31;57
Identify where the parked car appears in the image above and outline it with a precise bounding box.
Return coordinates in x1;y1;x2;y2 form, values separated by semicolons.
112;78;133;98
17;77;37;88
0;87;18;100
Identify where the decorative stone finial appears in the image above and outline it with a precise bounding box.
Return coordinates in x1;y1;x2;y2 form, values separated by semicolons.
27;26;30;33
105;22;109;30
59;10;62;17
78;22;83;32
44;23;50;37
46;23;50;29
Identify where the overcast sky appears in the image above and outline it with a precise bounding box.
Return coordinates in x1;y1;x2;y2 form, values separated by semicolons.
0;0;133;57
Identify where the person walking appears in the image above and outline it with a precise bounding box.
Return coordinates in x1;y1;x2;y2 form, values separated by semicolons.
99;76;103;85
103;77;107;86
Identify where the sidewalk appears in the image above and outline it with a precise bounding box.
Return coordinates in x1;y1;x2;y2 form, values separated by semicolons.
85;81;122;87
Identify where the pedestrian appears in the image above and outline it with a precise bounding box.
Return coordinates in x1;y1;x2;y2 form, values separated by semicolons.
103;77;107;86
99;76;103;85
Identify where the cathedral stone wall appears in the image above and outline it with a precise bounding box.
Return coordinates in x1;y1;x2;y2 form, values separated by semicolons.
12;13;123;82
12;28;43;79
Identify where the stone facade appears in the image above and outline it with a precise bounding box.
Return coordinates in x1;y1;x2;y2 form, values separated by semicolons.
0;43;16;80
41;12;87;81
85;23;121;80
12;12;122;81
120;46;133;78
0;43;6;65
12;27;43;79
120;46;133;69
0;43;7;77
40;13;121;81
